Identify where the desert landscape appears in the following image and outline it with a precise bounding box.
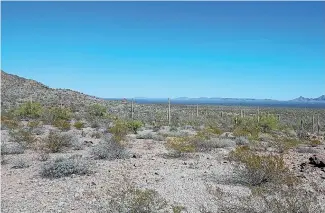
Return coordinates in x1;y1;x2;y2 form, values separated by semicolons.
1;70;325;213
2;1;325;212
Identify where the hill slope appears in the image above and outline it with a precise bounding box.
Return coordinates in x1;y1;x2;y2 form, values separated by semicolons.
1;70;114;111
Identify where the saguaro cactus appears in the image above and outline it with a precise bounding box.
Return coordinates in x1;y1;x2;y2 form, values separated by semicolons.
196;104;199;117
168;98;171;125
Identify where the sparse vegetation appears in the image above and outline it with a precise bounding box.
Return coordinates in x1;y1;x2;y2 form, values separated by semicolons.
108;119;130;142
14;101;43;119
228;146;297;186
42;130;72;153
91;136;128;160
40;156;91;178
73;121;85;129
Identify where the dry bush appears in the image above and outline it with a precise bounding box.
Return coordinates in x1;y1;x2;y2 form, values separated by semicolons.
1;142;25;155
208;184;323;213
40;156;91;178
73;121;85;129
136;132;165;141
269;137;302;153
11;158;30;169
108;120;129;142
91;136;128;160
94;178;170;213
228;146;296;186
9;128;37;147
42;130;72;153
53;119;71;131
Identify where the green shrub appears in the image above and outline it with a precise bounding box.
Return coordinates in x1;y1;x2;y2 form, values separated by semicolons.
165;137;195;155
27;120;41;128
88;104;107;117
9;128;37;147
233;117;259;140
74;121;85;129
270;137;301;153
43;130;72;153
40;157;90;178
1;116;20;130
53;119;71;131
228;147;295;186
127;120;143;134
14;101;43;119
50;107;72;121
259;114;279;133
103;187;168;213
109;120;130;142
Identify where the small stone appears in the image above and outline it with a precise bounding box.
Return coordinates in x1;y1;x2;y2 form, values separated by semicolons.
154;172;159;175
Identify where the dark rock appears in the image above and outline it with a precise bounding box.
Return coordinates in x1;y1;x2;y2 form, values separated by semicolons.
309;155;325;168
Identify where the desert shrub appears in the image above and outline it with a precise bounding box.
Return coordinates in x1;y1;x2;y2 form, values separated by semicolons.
136;132;164;141
228;147;294;186
1;142;25;155
91;136;127;160
310;139;322;147
38;151;50;161
50;107;72;121
91;131;102;139
11;158;30;169
14;101;43;119
233;117;260;140
74;121;85;129
191;137;236;152
88;104;107;117
27;120;41;128
40;157;90;178
1;116;20;130
100;187;168;213
43;130;72;153
208;184;323;213
165;137;195;155
108;120;129;142
270;137;301;153
53;119;71;131
259;114;279;133
9;128;36;147
127;120;143;134
235;136;250;145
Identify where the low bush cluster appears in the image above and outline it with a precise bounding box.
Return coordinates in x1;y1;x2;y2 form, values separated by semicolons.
42;130;72;153
228;146;297;186
40;156;90;178
91;136;128;160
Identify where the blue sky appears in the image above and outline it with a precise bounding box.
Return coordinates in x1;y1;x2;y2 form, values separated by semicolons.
1;2;325;100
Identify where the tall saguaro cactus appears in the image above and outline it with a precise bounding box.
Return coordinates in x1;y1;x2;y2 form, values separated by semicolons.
196;104;199;117
131;99;134;119
312;115;315;133
257;106;260;123
168;98;171;126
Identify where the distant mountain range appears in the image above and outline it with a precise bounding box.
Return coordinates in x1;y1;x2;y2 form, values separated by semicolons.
132;96;325;102
291;95;325;102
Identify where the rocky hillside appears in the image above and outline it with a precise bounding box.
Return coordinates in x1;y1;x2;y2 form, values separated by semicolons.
1;70;117;111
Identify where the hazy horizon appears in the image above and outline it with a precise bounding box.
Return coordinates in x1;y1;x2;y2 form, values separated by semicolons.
2;2;325;100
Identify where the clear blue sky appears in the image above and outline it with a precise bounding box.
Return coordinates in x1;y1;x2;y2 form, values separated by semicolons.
2;1;325;100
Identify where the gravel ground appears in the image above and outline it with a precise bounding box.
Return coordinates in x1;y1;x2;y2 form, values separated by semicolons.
1;129;238;213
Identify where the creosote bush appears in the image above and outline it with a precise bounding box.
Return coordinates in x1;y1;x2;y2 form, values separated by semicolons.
40;156;90;178
43;130;72;153
91;136;127;160
108;120;129;142
88;104;107;117
73;121;85;129
9;128;37;147
228;146;297;186
53;119;71;131
127;120;143;134
14;101;43;119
